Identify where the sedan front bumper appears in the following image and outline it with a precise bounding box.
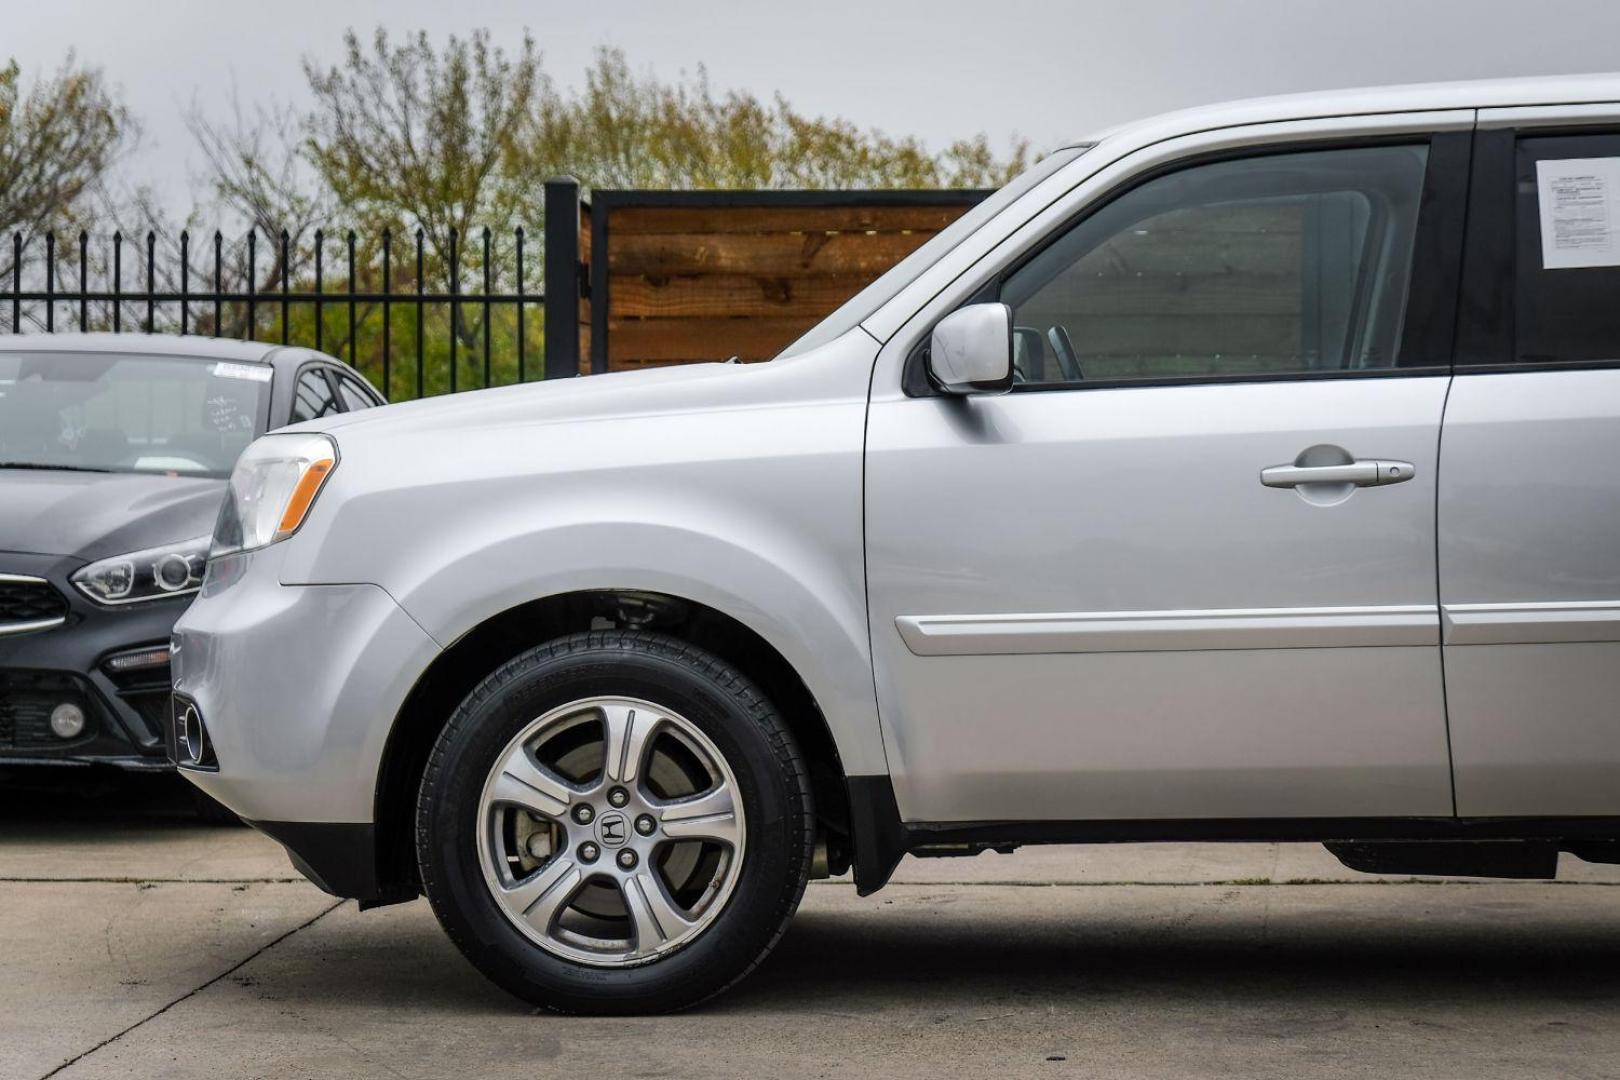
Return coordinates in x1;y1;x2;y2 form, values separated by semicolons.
0;550;187;769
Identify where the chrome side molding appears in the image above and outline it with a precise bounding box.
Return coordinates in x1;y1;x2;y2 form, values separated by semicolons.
895;605;1438;656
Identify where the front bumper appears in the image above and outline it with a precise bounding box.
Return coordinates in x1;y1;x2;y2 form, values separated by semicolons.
0;549;186;769
170;544;441;888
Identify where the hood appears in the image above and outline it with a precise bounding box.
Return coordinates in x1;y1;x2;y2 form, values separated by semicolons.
273;328;879;466
295;359;758;438
0;469;226;562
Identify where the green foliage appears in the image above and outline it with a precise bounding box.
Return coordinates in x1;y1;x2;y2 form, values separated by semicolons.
0;54;133;239
6;31;1029;398
519;48;1029;192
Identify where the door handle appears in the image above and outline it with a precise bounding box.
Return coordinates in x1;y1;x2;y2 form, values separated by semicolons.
1260;459;1416;489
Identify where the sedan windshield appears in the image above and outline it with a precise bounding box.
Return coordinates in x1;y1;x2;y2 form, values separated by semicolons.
0;352;269;478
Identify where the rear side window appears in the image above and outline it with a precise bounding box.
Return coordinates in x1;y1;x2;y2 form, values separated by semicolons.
999;144;1430;384
336;375;377;411
290;369;340;423
1515;133;1620;364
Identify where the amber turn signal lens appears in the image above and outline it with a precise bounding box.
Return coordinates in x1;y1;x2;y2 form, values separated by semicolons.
275;458;335;537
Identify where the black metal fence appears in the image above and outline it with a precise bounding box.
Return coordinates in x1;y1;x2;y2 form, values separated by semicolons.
0;179;598;400
0;176;983;395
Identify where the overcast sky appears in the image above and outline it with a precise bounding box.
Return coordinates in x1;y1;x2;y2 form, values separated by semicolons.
12;0;1620;215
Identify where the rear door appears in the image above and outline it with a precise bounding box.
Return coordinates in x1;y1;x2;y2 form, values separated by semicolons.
1441;113;1620;816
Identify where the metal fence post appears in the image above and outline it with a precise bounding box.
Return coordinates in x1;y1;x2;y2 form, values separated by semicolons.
543;176;583;378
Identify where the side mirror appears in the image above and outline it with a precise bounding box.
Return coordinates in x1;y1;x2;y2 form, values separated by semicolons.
927;303;1013;395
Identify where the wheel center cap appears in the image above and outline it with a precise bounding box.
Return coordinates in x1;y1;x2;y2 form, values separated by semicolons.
595;811;629;848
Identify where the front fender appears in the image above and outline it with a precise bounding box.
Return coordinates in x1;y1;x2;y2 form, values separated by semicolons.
395;510;886;777
277;334;889;779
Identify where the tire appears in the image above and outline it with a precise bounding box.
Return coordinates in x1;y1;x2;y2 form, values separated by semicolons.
416;630;814;1014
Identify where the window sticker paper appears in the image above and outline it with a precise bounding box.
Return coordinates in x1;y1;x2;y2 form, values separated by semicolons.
212;361;274;382
1537;158;1620;269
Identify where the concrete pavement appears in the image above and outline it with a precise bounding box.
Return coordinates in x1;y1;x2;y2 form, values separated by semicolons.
5;778;1620;1079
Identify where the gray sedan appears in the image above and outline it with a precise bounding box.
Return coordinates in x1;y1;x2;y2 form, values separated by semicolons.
0;334;382;803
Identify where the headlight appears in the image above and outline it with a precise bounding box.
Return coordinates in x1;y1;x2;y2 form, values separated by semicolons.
72;535;211;605
211;433;339;558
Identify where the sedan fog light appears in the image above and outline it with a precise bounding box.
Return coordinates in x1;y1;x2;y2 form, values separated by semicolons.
50;702;86;740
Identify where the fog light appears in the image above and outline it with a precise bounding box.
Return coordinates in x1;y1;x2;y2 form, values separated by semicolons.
50;702;86;740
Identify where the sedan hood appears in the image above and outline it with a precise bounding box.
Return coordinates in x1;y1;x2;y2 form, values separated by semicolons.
0;469;225;561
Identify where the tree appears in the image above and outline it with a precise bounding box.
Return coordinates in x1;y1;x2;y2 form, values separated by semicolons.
0;54;134;241
186;87;334;296
303;29;536;306
516;49;1029;193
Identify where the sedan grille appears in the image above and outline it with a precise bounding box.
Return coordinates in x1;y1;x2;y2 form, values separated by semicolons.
0;575;68;635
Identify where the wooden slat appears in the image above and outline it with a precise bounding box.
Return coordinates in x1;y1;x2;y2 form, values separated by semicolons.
611;273;874;320
609;231;932;278
1017;271;1304;318
606;316;820;365
1081;231;1302;275
610;204;974;236
1062;314;1300;357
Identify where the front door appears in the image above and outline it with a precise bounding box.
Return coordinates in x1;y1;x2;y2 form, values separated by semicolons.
865;138;1467;824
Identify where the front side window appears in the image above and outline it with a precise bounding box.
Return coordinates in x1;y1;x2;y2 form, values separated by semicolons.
999;144;1431;385
0;352;269;477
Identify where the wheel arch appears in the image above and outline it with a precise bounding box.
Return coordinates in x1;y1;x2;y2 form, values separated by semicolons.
371;588;864;902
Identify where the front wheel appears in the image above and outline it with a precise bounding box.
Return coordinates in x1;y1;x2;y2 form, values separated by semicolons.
416;631;814;1013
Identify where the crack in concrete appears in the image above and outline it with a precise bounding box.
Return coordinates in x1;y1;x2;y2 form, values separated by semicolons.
35;898;345;1080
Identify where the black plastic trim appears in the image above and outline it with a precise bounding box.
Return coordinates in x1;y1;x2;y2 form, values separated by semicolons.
842;774;1620;895
1454;127;1515;369
846;775;907;896
904;816;1620;846
248;819;414;907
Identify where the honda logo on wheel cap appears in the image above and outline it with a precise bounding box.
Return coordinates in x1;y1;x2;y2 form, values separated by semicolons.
596;812;628;848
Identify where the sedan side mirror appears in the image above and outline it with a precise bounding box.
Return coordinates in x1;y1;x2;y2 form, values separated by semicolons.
926;303;1013;395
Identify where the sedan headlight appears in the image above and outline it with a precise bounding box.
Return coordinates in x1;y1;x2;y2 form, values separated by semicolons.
73;535;211;605
211;433;339;558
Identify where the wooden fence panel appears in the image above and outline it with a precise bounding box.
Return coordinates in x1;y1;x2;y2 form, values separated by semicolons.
591;191;987;370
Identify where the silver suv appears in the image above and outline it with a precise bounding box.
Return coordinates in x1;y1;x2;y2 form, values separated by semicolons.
173;75;1620;1013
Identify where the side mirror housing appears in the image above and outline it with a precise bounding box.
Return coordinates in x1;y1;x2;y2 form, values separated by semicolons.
926;303;1013;395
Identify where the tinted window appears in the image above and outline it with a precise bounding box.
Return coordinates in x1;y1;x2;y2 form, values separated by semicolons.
999;145;1430;384
0;352;268;477
1515;133;1620;364
290;369;340;423
336;375;376;411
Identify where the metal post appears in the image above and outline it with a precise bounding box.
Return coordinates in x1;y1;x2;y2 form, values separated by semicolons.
44;232;54;332
179;231;189;335
313;230;324;352
482;227;492;387
246;231;256;340
213;231;223;335
112;232;122;332
515;227;526;382
78;231;88;331
449;227;459;394
543;176;582;378
381;229;391;398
